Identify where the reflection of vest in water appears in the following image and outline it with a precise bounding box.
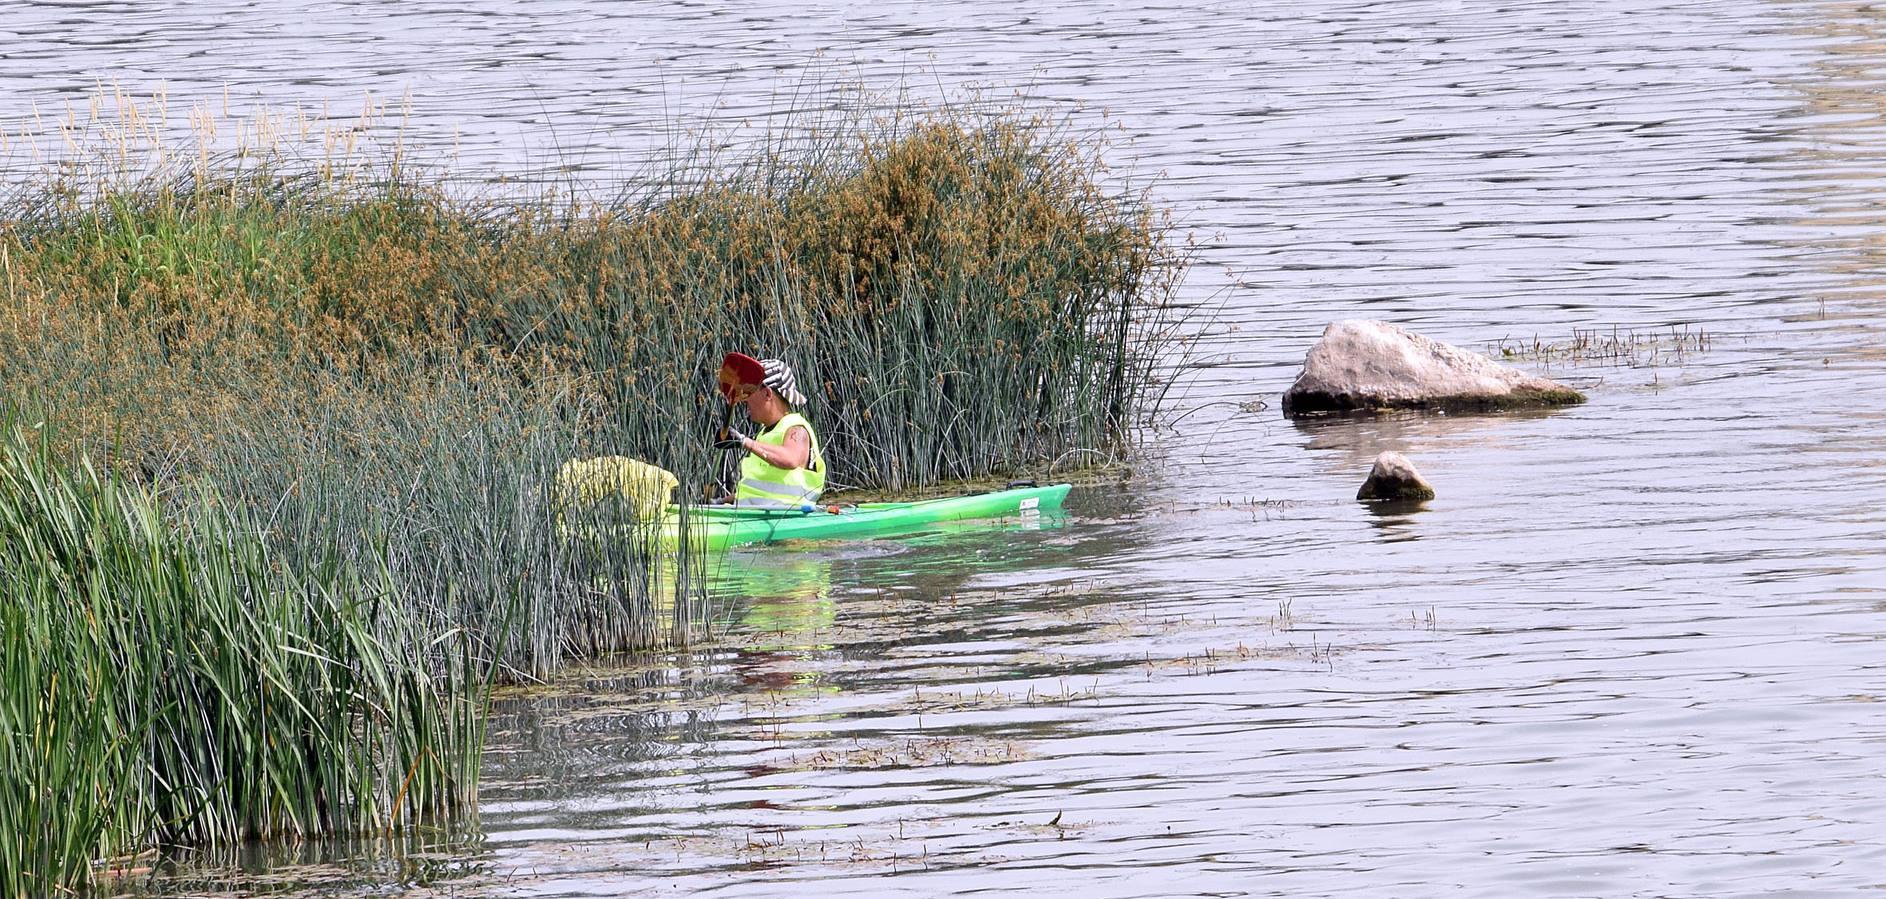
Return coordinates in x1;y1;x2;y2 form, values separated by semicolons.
736;412;826;508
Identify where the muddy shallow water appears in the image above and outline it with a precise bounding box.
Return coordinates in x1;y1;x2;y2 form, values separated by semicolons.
12;0;1886;895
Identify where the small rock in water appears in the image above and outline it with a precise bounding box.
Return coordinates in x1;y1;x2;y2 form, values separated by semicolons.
1282;319;1586;416
1357;451;1435;502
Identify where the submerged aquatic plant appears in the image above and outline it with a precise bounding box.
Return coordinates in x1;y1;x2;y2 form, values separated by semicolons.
1488;325;1714;366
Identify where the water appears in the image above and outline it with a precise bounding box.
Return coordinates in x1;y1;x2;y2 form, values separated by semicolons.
10;0;1886;894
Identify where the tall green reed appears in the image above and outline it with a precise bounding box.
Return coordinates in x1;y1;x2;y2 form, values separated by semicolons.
0;421;485;894
184;358;714;678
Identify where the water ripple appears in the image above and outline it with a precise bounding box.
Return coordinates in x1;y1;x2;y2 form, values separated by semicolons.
16;0;1886;895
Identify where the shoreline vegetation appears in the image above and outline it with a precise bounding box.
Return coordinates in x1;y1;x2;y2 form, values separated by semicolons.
0;89;1187;891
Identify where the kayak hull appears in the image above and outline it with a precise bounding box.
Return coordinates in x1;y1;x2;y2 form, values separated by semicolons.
663;484;1071;550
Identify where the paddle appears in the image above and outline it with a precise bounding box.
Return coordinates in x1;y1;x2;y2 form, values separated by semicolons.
715;352;765;447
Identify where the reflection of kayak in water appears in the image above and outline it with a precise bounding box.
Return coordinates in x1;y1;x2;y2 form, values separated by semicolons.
724;554;836;690
665;484;1070;550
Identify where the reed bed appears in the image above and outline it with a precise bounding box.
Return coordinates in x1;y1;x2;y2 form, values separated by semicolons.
0;89;1186;891
0;93;1184;654
0;423;483;895
0;94;1185;490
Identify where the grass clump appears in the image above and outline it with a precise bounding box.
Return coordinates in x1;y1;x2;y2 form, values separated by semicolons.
0;422;483;895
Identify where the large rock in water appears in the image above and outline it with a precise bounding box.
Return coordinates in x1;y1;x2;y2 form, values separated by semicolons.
1282;320;1585;416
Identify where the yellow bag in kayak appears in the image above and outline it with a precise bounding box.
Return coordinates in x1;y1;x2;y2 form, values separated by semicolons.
555;456;678;520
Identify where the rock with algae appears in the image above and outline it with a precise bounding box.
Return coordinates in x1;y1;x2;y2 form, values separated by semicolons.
1283;320;1586;416
1357;451;1436;502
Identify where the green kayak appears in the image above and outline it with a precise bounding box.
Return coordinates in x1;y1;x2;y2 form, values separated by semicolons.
662;483;1070;550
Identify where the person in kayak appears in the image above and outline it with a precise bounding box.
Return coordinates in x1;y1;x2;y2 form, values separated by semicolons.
720;357;826;508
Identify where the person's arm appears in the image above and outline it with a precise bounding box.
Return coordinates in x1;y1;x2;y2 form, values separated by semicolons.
741;426;810;470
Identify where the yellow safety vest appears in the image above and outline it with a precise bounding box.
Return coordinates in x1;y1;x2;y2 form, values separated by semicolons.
736;412;826;508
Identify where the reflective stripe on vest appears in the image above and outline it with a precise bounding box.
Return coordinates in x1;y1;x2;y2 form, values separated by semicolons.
735;412;825;508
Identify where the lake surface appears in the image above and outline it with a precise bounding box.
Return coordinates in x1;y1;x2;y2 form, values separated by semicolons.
9;0;1886;895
